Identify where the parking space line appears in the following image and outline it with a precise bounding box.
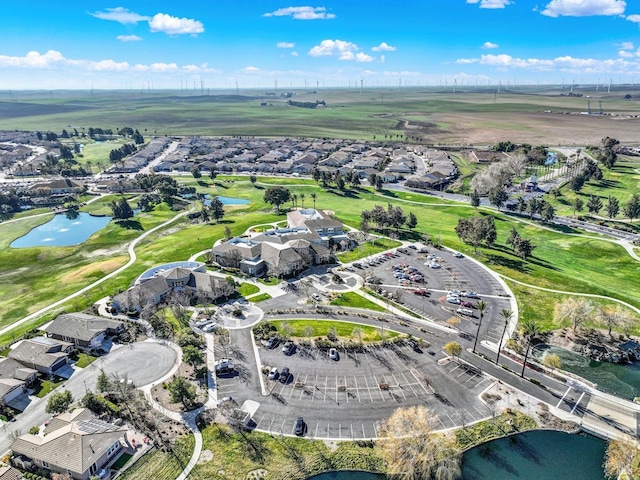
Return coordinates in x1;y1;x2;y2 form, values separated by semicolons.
354;376;362;403
571;392;585;414
280;418;286;432
324;376;328;403
363;376;374;402
435;414;447;429
445;412;456;425
391;373;407;399
255;415;265;428
362;424;366;439
463;373;479;383
314;422;319;438
401;372;419;397
339;423;342;438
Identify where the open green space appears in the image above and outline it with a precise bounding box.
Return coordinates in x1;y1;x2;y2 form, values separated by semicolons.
1;173;639;345
455;410;538;450
68;138;128;172
547;154;640;221
330;291;386;312
190;424;384;480
119;435;194;480
269;319;400;342
337;237;403;263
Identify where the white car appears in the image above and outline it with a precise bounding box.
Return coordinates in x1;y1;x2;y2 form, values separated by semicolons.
457;307;474;316
312;293;322;301
202;323;219;332
429;262;441;269
329;348;339;361
453;252;464;258
446;296;461;304
268;367;278;380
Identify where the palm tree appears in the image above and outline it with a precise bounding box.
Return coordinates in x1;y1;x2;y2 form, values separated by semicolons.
300;193;305;208
472;300;488;353
495;309;513;365
292;193;298;209
519;318;541;378
311;192;317;210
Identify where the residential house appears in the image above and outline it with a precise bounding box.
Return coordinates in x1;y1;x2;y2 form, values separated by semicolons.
0;464;22;480
0;358;37;406
44;313;124;351
11;408;127;480
8;337;72;376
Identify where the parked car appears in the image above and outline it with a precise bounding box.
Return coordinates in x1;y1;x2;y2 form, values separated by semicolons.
215;359;235;376
195;318;212;328
460;301;475;308
407;339;421;352
282;341;295;355
268;367;278;380
464;291;479;298
446;296;461;304
280;367;290;383
312;293;322;301
294;417;305;436
265;337;279;349
329;348;339;361
453;252;464;258
457;307;474;316
413;288;428;296
202;323;219;333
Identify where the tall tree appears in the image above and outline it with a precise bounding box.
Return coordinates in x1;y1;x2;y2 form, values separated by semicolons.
473;300;488;353
46;390;73;414
310;192;317;210
519;318;541;378
606;195;620;219
624;194;640;222
587;195;603;215
572;197;584;217
406;211;418;230
208;197;225;223
554;297;593;332
263;186;291;212
470;190;480;211
488;186;508;210
495;309;512;365
540;202;555;223
110;197;134;220
191;166;202;179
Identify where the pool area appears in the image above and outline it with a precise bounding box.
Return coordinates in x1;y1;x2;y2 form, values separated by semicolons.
10;213;112;248
533;344;640;400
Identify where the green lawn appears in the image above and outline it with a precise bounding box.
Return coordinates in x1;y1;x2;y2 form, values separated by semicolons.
190;424;384;480
269;319;400;342
238;282;260;297
337;237;402;262
119;435;194;480
33;377;65;398
248;292;271;302
330;291;386;312
74;353;98;368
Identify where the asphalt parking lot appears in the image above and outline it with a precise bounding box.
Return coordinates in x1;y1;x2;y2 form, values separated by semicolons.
214;336;493;439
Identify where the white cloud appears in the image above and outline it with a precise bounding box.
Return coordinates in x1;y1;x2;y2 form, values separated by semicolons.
148;13;204;35
371;42;396;52
0;50;67;68
264;6;335;20
467;0;512;9
90;7;149;24
619;41;635;49
92;59;131;71
627;13;640;23
149;62;179;72
277;42;295;48
618;49;634;58
243;66;260;73
456;52;633;73
116;35;142;42
541;0;626;17
309;39;358;58
291;51;299;57
482;41;499;49
380;55;386;63
355;52;374;62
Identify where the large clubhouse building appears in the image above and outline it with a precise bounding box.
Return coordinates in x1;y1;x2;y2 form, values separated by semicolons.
211;208;350;278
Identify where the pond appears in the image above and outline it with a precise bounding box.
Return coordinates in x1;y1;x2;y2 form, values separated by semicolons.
461;430;607;480
204;195;250;206
10;212;112;248
533;344;640;400
306;431;608;480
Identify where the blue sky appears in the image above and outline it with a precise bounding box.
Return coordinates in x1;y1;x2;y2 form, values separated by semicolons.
2;0;640;90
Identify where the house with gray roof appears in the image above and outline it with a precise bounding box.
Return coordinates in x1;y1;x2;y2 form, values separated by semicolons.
0;464;22;480
44;313;124;351
0;358;37;407
11;408;127;480
8;337;72;376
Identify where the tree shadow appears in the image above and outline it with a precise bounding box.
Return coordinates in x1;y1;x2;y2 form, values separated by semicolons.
485;253;530;273
115;219;143;230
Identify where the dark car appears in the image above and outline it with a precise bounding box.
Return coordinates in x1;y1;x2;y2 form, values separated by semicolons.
294;417;305;436
280;367;290;383
282;341;295;355
265;337;279;349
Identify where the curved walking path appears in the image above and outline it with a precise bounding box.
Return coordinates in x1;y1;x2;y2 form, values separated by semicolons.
0;208;191;338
